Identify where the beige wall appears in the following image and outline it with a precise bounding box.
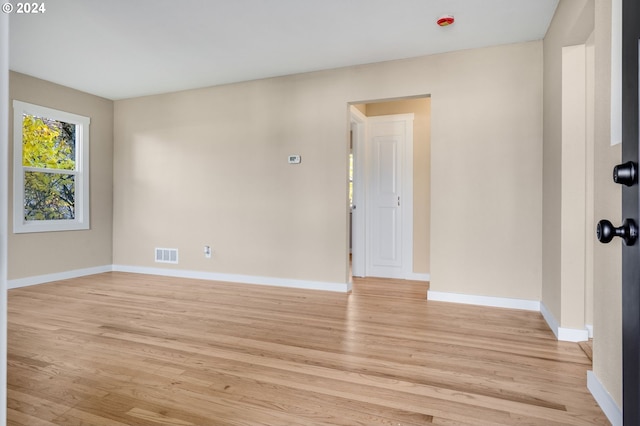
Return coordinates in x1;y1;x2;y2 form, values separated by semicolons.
8;72;114;279
543;0;596;329
428;45;543;300
362;98;430;274
113;40;543;299
592;0;622;407
543;0;621;407
560;43;588;330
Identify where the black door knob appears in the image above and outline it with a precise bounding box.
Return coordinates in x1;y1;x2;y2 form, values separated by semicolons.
597;219;638;245
613;161;637;186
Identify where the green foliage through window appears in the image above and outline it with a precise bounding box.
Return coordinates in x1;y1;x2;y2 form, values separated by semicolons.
22;114;77;220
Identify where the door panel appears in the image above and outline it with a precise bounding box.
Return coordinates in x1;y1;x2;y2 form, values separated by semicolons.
597;3;640;422
622;1;640;423
375;207;399;265
366;116;411;278
372;135;401;267
376;138;398;194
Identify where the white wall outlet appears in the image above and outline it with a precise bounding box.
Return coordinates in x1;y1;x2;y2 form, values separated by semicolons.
288;154;301;164
204;245;212;258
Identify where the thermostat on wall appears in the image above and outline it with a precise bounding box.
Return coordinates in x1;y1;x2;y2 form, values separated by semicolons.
288;155;301;164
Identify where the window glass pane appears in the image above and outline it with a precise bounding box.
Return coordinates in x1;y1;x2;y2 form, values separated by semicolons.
22;114;76;170
24;171;75;220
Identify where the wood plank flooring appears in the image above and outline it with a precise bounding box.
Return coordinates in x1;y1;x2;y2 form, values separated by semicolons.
8;273;608;425
579;340;594;362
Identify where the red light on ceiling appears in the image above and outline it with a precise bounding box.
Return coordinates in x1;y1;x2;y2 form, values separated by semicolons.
437;15;455;27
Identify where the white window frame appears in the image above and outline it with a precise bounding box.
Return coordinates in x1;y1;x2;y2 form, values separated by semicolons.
13;100;90;233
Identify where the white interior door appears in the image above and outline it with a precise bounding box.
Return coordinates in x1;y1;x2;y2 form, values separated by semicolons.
366;114;413;279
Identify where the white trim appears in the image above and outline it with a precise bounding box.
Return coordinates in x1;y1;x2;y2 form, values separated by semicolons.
9;265;350;293
557;327;589;343
8;265;112;289
586;324;594;339
112;265;350;293
350;105;367;123
588;371;622;426
401;115;414;280
427;290;540;311
350;106;366;278
540;301;589;342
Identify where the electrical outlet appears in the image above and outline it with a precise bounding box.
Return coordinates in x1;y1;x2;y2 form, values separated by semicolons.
204;245;212;258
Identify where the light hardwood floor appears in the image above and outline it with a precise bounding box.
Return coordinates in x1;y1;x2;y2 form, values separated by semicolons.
8;273;608;425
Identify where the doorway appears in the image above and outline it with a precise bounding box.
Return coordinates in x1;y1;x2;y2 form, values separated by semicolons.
348;97;431;282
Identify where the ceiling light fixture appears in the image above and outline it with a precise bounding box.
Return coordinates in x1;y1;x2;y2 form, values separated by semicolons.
437;15;455;27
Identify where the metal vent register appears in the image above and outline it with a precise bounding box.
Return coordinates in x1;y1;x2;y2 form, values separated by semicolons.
155;248;178;264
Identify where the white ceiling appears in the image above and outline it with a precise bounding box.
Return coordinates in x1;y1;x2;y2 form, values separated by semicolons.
9;0;559;100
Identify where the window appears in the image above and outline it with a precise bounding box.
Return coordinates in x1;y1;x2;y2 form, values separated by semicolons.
13;101;90;233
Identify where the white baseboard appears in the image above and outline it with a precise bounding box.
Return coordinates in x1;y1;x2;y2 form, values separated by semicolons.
586;324;594;339
540;302;589;342
557;327;589;342
112;265;350;293
8;265;113;289
588;371;622;426
427;290;540;311
8;264;350;293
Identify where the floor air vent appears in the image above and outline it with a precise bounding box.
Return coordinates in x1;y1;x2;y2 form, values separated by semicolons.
155;248;178;264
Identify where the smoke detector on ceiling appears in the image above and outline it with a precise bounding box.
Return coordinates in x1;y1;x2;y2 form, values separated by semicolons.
437;15;455;27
